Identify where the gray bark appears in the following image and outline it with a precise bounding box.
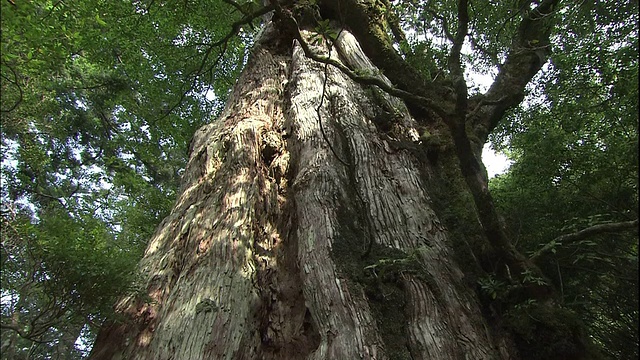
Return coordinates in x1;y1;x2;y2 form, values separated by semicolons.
89;24;514;360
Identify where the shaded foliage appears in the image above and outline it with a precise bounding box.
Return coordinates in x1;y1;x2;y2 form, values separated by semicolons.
1;0;257;357
489;1;638;358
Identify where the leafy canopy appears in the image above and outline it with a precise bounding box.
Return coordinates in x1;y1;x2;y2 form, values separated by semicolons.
2;0;256;357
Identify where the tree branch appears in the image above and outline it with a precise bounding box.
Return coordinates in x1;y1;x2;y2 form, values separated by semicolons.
0;323;30;340
448;0;469;77
530;219;639;261
467;32;500;68
422;7;455;43
221;0;247;15
380;0;406;44
274;6;453;118
1;60;24;113
448;0;469;117
319;0;452;118
151;2;274;124
472;0;559;143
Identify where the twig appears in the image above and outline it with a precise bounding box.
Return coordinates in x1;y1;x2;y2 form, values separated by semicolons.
530;219;639;261
466;95;510;120
151;3;274;124
1;60;24;113
422;7;455;43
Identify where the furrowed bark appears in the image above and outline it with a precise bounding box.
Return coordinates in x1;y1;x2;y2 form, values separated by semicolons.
91;24;301;359
90;22;514;360
90;2;594;358
286;31;504;359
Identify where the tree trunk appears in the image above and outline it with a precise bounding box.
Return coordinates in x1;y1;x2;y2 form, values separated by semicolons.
89;20;554;360
54;320;85;359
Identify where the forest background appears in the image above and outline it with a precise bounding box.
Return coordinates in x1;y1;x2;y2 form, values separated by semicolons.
1;0;637;359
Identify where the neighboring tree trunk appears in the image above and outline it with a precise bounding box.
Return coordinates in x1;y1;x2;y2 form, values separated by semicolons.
54;320;85;359
90;11;590;360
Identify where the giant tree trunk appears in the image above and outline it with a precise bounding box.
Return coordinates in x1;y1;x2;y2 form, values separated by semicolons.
89;15;563;360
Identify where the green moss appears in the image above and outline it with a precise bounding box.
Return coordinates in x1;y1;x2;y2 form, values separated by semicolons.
360;246;413;359
426;149;490;274
331;201;419;359
504;304;592;360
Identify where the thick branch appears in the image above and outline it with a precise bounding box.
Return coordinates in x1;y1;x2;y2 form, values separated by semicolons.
273;6;453;118
450;127;556;301
380;0;406;44
0;323;29;339
448;0;469;78
439;2;554;301
472;0;559;142
530;219;639;261
448;0;469;117
319;0;452;118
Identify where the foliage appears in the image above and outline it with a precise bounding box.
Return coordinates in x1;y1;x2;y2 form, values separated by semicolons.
504;303;592;360
1;0;256;357
489;1;639;358
390;2;638;356
394;0;532;88
1;204;138;359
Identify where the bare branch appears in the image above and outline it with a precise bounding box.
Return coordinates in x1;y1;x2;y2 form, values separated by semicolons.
530;219;639;261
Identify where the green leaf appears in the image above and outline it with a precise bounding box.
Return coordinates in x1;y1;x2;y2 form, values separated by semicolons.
95;14;107;26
